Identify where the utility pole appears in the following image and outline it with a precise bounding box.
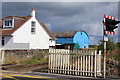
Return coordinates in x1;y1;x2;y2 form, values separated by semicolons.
103;14;120;78
103;34;107;78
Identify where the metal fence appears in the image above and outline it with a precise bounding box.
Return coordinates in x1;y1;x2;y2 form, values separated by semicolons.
49;49;102;77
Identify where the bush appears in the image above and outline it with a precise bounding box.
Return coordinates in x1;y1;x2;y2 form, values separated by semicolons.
107;50;120;61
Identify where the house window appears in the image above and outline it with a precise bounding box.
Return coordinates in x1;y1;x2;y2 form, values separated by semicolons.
2;37;5;46
5;20;12;26
4;20;13;29
31;21;36;34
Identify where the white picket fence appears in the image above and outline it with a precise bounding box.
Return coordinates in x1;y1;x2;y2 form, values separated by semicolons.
49;49;102;77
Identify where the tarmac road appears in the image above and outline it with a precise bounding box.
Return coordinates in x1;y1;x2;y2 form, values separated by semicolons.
1;73;59;80
0;71;120;80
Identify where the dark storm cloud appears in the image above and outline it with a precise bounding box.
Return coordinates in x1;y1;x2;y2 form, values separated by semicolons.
2;2;84;17
2;2;118;44
0;1;2;18
118;2;120;42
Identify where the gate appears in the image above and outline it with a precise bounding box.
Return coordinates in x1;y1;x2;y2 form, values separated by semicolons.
49;49;102;77
0;49;5;63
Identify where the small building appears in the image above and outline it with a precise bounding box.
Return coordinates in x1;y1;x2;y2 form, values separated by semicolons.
52;31;89;49
0;9;55;50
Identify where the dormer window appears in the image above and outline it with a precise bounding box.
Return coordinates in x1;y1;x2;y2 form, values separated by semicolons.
3;19;14;29
5;20;12;26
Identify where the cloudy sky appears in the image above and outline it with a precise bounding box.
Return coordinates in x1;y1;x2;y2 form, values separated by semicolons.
1;2;119;45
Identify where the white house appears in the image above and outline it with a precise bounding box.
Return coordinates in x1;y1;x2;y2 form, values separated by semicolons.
0;9;56;50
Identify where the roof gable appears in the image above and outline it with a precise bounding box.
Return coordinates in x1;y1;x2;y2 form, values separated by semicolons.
0;16;31;36
0;16;55;39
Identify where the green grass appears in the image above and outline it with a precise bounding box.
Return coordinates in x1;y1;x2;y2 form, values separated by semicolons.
21;58;48;64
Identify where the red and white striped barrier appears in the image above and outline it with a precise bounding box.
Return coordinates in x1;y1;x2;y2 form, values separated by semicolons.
103;14;116;35
104;30;115;35
104;15;116;20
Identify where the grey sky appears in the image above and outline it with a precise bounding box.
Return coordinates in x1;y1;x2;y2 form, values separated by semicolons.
1;0;120;2
1;2;119;45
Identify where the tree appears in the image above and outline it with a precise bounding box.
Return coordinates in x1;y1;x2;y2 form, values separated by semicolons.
94;45;98;50
116;42;120;49
98;40;104;50
98;39;117;51
106;39;117;50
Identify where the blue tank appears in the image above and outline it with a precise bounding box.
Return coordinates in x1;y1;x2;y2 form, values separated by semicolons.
73;31;89;49
53;30;89;49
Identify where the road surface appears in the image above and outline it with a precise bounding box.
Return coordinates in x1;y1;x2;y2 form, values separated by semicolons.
0;71;119;80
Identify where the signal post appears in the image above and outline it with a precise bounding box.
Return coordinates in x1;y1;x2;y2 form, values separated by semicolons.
103;14;119;78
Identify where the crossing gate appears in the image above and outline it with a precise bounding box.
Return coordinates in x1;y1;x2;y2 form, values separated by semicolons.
49;49;102;77
0;49;5;63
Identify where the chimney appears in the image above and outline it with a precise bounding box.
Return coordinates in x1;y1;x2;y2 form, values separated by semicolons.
30;8;35;17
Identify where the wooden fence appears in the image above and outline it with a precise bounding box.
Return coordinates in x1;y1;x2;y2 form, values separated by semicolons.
49;49;102;77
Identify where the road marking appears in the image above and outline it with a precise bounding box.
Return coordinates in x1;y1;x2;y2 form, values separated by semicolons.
0;74;19;80
0;73;60;80
10;74;60;80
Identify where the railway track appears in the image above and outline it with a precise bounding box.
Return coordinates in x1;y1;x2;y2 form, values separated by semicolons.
2;63;48;73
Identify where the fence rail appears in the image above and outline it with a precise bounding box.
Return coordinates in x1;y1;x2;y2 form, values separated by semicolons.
49;49;102;77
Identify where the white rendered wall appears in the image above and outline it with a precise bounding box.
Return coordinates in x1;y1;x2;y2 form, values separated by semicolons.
0;36;29;50
12;17;50;49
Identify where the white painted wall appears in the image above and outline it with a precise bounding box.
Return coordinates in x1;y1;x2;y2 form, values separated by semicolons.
0;36;29;50
11;17;50;49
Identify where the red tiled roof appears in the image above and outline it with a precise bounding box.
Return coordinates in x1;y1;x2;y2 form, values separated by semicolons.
1;16;29;20
39;22;55;38
0;16;31;36
0;16;55;39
